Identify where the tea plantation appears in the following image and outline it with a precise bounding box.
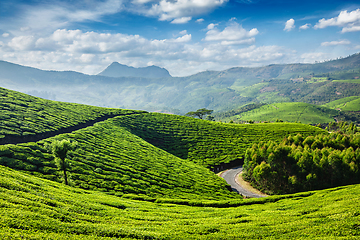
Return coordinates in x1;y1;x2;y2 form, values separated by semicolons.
116;113;325;166
0;87;359;239
229;102;339;124
0;87;140;140
0;116;238;200
0;165;359;239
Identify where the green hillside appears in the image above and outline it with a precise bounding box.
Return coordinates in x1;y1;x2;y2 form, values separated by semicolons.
323;96;360;111
227;102;338;124
0;87;359;239
115;113;325;166
0;87;139;140
0;115;237;200
0;165;359;239
333;79;360;84
0;112;324;199
0;87;325;199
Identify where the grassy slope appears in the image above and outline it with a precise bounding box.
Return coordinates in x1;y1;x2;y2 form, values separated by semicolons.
115;113;326;166
323;96;360;111
333;79;360;84
0;88;324;199
1;115;237;200
0;165;359;239
0;87;138;138
231;102;338;124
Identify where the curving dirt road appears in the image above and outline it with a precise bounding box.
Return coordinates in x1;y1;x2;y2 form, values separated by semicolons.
221;166;266;198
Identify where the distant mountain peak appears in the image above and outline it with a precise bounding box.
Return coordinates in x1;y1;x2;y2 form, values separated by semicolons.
98;62;171;78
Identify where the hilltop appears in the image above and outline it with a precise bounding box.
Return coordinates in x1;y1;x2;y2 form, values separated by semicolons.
98;62;171;78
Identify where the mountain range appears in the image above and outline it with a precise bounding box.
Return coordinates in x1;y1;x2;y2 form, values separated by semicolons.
98;62;171;78
0;53;359;114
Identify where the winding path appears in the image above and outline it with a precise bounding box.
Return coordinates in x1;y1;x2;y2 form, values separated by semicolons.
221;166;266;198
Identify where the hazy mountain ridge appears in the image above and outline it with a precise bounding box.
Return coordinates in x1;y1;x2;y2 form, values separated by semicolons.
98;62;171;78
0;53;359;113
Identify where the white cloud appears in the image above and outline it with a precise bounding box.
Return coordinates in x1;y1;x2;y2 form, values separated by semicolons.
132;0;154;3
1;0;123;36
314;9;360;33
299;23;310;30
146;0;228;22
171;34;192;42
342;25;360;33
171;17;192;24
196;18;204;23
284;18;295;31
321;40;351;47
207;23;217;30
2;33;9;37
205;21;259;46
220;38;255;45
8;35;36;51
20;26;32;32
301;52;328;63
0;28;292;77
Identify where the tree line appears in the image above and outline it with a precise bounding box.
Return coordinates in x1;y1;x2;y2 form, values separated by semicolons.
243;130;360;194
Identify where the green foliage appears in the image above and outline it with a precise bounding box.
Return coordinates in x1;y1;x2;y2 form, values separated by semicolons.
244;131;360;194
0;87;138;139
47;139;77;185
0;116;237;200
0;165;360;239
185;108;214;119
213;102;266;120
116;113;325;167
223;102;339;124
325;121;359;134
323;96;360;111
333;79;360;84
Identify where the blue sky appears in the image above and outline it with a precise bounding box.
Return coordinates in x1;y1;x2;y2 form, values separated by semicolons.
0;0;360;76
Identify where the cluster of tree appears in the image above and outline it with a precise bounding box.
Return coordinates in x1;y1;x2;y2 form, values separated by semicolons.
325;121;359;134
243;132;360;194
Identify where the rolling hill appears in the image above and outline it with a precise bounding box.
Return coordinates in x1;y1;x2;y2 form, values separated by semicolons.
218;102;339;124
0;87;325;198
323;96;360;111
0;164;359;239
0;87;359;239
0;87;140;143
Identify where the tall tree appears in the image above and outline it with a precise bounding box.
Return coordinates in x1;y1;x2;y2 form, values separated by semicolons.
48;139;77;185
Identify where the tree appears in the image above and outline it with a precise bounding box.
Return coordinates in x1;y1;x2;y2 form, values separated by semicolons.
48;139;77;185
186;108;213;119
206;115;215;121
